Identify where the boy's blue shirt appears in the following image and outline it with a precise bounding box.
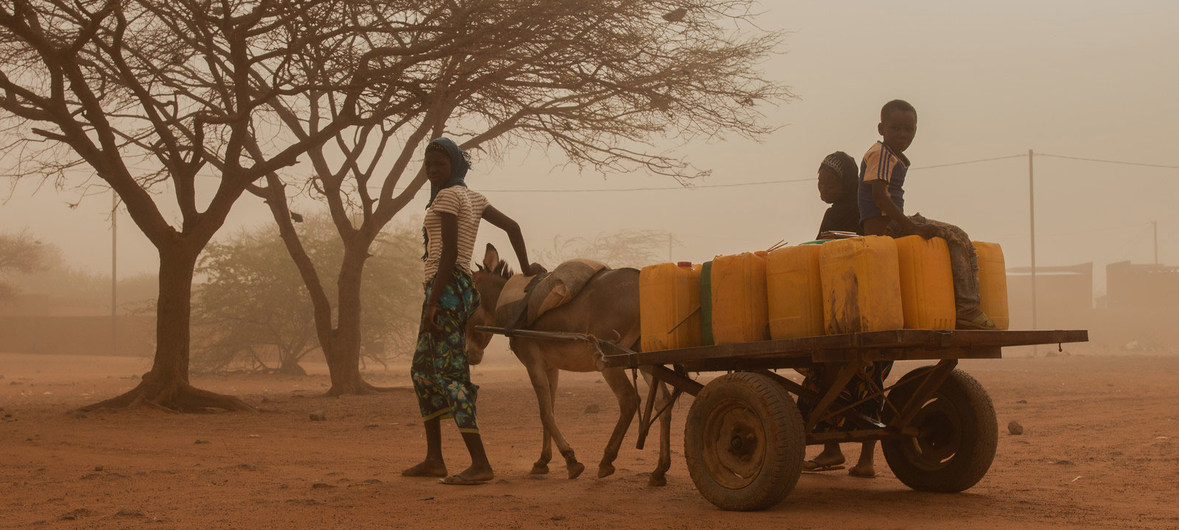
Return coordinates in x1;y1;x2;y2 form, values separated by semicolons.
857;141;910;223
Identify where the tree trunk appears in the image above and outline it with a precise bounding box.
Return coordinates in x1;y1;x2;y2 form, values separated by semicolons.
277;351;308;376
256;175;395;396
322;240;392;396
79;241;254;412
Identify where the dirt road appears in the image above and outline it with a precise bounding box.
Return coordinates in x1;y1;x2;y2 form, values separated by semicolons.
2;348;1177;528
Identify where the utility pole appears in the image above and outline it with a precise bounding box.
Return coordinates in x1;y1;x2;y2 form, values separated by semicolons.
1028;149;1037;332
1152;220;1159;265
111;190;117;356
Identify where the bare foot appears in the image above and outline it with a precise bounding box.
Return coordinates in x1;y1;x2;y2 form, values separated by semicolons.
402;460;447;478
848;463;876;478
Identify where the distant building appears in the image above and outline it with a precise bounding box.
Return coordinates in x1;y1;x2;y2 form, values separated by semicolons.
1105;261;1179;310
1099;261;1179;349
1006;263;1094;331
1003;260;1179;348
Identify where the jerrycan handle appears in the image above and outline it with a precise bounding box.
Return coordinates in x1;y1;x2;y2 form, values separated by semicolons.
667;305;702;334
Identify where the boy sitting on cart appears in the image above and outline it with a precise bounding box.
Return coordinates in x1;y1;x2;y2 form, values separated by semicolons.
859;99;996;331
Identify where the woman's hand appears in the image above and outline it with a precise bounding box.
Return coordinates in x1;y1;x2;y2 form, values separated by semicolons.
424;302;442;335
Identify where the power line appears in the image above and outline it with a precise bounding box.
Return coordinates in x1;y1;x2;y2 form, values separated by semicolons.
480;177;813;193
1038;221;1154;239
433;151;1179;194
909;153;1027;171
479;154;1033;193
1037;153;1179;170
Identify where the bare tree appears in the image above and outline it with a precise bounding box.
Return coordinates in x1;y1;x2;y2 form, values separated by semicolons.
192;217;420;375
537;230;681;270
247;0;788;394
0;0;408;410
0;229;57;299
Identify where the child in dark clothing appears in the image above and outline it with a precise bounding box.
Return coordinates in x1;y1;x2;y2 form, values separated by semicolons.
802;151;885;478
816;151;861;239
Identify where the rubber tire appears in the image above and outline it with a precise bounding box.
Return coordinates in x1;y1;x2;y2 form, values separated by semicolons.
882;367;998;493
684;371;805;511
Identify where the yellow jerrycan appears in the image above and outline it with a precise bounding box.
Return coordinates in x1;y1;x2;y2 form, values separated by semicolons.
766;244;824;339
895;236;956;329
972;241;1010;330
710;251;769;344
819;236;903;334
639;261;702;351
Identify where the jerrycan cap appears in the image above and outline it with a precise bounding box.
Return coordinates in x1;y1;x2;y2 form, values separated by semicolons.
677;261;693;267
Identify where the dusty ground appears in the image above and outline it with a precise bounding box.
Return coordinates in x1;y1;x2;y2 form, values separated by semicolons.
2;344;1178;529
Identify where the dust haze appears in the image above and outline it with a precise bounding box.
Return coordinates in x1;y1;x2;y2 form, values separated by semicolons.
3;3;1179;527
4;2;1176;352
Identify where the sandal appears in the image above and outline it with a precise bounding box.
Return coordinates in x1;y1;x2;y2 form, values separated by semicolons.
802;460;845;472
440;474;490;486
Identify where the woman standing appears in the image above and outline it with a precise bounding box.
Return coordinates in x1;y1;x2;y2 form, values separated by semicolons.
401;137;534;485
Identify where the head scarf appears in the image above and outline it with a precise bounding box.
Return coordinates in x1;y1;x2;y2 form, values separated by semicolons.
820;151;859;202
425;137;469;208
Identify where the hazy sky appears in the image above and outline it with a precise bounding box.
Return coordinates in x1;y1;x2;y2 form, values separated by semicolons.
3;1;1177;295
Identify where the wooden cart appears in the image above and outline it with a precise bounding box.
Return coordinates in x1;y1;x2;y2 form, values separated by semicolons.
477;327;1088;511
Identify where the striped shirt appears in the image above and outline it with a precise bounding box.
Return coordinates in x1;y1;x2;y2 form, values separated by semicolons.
423;186;489;284
857;141;911;222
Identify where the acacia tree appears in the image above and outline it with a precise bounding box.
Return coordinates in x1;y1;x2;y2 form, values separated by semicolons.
192;218;420;375
0;230;57;299
0;0;417;411
537;230;681;270
248;0;788;395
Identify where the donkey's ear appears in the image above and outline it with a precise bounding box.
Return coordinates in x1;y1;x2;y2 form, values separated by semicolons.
483;243;500;271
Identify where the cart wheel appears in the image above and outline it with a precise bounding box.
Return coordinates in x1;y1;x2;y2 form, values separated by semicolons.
684;371;804;511
882;367;998;493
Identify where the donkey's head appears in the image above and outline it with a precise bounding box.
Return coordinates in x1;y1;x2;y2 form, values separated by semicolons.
466;244;513;364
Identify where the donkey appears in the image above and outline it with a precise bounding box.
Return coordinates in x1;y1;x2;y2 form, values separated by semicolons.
467;244;674;486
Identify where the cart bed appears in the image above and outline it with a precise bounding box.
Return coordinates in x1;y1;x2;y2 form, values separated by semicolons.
596;329;1088;371
475;327;1088;372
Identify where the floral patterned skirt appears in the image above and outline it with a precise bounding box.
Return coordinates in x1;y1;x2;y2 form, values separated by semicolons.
410;270;481;433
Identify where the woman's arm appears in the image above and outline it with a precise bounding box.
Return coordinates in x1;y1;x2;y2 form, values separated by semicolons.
482;205;533;276
424;212;459;334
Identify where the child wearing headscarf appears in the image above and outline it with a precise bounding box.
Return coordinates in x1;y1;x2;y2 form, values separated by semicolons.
800;151;888;478
815;151;861;238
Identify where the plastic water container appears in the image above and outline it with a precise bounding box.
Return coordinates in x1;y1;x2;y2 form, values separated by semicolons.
700;261;714;345
972;241;1010;330
639;262;703;351
895;236;955;329
819;236;903;334
766;245;824;339
710;251;769;344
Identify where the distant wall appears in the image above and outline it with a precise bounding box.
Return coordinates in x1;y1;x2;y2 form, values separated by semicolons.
1006;263;1094;331
0;316;154;357
0;293;114;318
1097;262;1179;349
1004;261;1179;350
1106;261;1179;310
